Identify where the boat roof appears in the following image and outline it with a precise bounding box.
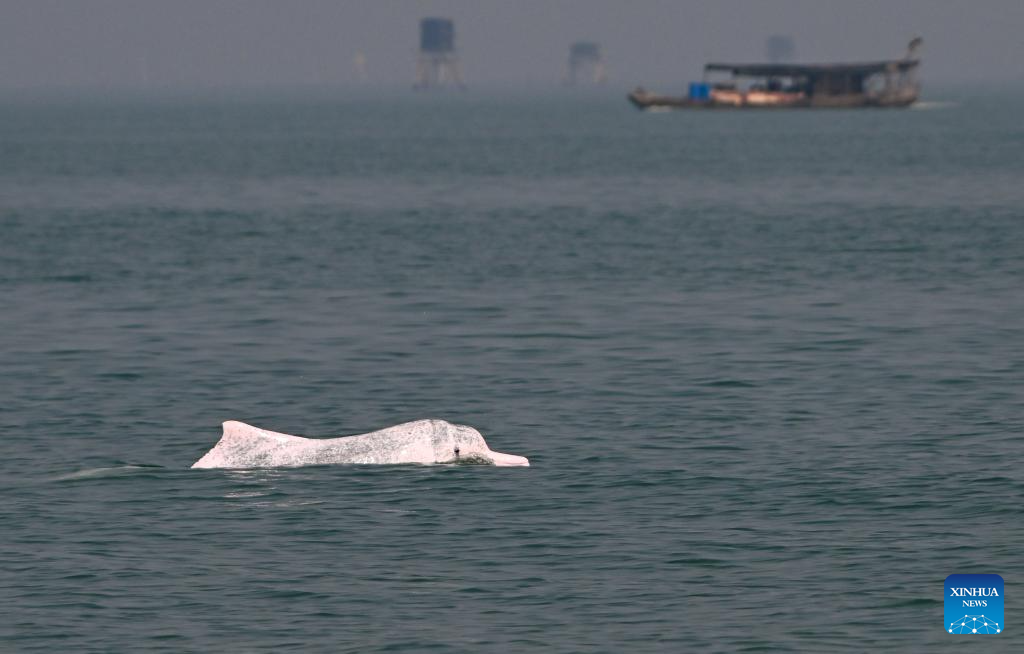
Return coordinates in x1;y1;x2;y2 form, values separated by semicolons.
704;59;920;77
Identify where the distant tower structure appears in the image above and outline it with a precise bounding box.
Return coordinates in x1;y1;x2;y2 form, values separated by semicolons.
765;35;796;63
564;42;606;85
415;18;464;89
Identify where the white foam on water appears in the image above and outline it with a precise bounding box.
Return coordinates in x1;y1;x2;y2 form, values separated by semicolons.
52;465;153;481
910;100;958;110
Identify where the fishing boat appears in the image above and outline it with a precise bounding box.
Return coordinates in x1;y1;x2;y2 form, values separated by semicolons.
629;38;922;110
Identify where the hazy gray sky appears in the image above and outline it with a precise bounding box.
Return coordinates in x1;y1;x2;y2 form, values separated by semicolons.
1;1;1021;89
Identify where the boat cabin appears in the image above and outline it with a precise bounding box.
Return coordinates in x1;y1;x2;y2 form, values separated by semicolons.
701;59;920;108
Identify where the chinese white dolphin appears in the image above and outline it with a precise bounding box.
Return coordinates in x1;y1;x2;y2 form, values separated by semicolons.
191;419;530;469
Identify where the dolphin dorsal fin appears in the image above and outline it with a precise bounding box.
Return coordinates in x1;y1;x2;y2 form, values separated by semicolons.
221;421;303;445
191;421;305;468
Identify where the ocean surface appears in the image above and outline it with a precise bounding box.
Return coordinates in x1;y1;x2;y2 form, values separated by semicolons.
1;88;1023;652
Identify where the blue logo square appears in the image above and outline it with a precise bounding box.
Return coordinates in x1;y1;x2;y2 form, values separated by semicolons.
945;574;1003;634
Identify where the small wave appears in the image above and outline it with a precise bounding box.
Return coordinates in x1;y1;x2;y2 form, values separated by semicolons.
703;379;757;388
224;490;271;499
271;499;326;508
52;464;162;481
911;101;958;110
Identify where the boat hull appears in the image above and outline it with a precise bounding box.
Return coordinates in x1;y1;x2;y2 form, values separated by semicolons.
628;89;917;111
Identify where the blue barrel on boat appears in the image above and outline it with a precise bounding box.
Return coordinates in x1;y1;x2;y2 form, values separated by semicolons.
688;82;710;100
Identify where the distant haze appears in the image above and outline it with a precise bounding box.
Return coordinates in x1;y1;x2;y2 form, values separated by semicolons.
1;0;1021;90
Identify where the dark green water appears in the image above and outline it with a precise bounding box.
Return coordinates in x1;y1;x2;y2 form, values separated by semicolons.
1;90;1023;652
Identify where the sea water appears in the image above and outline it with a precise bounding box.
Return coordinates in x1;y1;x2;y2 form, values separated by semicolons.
1;89;1023;651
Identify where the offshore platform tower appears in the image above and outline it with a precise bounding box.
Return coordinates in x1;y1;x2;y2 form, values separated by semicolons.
415;18;464;89
564;42;606;86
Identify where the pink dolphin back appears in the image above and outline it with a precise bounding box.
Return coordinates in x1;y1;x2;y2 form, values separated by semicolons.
191;419;530;469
